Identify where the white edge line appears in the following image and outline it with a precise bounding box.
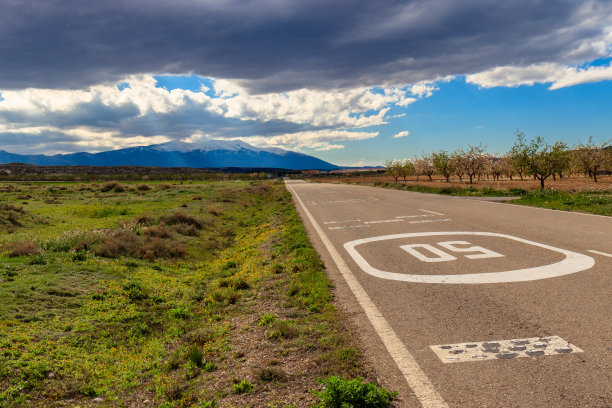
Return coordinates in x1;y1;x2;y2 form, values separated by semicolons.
587;249;612;258
286;182;448;408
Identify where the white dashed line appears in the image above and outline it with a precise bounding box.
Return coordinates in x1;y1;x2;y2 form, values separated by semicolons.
328;225;370;230
287;182;448;408
324;220;361;224
408;218;451;224
419;209;445;216
396;214;434;219
587;249;612;258
364;219;404;224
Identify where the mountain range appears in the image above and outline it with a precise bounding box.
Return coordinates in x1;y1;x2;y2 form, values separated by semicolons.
0;140;339;170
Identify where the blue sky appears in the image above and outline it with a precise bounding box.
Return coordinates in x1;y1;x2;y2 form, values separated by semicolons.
0;1;611;166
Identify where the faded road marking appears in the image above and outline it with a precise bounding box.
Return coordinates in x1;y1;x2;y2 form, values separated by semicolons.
324;220;361;224
364;219;404;224
396;214;434;219
345;232;595;284
306;197;379;205
408;218;451;224
419;209;445;216
431;336;583;363
587;249;612;258
286;182;448;408
328;225;370;230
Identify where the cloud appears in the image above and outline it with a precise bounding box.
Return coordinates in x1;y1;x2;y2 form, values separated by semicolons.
231;130;379;151
466;61;612;89
0;1;611;91
393;130;410;138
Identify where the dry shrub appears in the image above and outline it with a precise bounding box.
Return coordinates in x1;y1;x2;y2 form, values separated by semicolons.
100;181;120;192
192;195;203;200
139;237;186;259
161;212;205;229
207;205;223;216
144;225;171;238
94;230;186;259
0;203;25;213
134;214;155;226
136;184;151;191
242;183;271;195
174;223;198;236
113;184;125;193
1;241;40;257
157;183;173;190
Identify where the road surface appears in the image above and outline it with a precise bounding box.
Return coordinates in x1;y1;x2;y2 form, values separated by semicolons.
285;180;611;408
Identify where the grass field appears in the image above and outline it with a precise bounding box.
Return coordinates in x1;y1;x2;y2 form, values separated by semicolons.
0;180;387;407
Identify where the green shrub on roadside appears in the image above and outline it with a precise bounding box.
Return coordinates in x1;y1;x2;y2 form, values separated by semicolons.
312;376;396;408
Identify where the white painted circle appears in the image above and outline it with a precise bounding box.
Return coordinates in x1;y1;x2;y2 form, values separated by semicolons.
343;232;595;284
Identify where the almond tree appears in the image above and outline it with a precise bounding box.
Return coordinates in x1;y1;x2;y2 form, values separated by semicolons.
488;154;504;181
459;144;487;184
511;133;569;189
414;154;434;181
451;150;466;181
384;159;402;183
397;160;415;183
573;137;611;182
432;151;456;182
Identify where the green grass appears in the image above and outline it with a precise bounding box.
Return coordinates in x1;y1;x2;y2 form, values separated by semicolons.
511;189;612;216
0;180;378;407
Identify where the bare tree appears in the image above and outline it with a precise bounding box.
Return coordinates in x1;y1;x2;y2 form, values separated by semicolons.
573;137;611;182
451;150;465;181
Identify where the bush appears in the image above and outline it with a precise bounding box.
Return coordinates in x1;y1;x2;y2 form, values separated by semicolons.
100;181;120;192
174;223;199;236
312;376;396;408
136;184;151;191
185;345;204;368
1;241;40;257
161;212;205;229
94;231;186;259
144;225;171;238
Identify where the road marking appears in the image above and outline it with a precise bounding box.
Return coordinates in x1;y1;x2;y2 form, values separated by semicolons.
587;249;612;258
396;214;434;219
344;232;595;284
364;219;404;224
408;218;451;224
419;209;445;216
324;220;361;224
286;182;448;408
430;336;583;363
306;197;379;205
328;225;370;230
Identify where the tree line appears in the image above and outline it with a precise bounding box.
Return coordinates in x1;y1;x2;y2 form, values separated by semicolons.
385;132;611;189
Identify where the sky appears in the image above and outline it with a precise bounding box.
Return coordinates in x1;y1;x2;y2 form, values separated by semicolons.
0;0;611;166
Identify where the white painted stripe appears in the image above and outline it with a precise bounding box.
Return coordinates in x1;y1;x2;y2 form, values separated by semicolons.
286;182;448;408
419;209;445;216
408;218;451;224
396;214;434;219
344;232;595;284
328;225;370;230
587;249;612;258
324;220;361;224
364;219;404;224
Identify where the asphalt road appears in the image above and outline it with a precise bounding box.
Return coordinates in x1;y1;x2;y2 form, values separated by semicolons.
285;180;612;408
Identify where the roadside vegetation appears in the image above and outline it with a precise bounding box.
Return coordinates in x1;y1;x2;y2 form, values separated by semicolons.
0;180;394;407
310;132;611;216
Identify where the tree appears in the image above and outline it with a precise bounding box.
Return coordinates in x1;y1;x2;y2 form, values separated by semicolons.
397;160;415;183
414;154;434;181
451;150;465;181
508;131;529;180
384;159;402;183
488;154;504;181
432;151;456;182
511;133;569;189
459;144;487;184
573;137;611;182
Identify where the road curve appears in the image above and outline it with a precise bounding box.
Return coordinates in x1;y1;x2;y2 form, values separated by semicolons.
286;179;611;408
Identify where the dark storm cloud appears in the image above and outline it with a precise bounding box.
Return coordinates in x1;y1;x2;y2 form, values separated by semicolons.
0;0;608;91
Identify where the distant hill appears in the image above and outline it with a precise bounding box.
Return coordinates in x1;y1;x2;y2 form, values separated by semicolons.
0;140;340;170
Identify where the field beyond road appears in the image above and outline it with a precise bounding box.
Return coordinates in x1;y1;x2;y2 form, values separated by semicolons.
0;180;381;407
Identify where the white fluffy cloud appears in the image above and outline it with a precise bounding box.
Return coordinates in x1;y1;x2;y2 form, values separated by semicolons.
466;62;612;90
393;130;410;138
0;75;441;154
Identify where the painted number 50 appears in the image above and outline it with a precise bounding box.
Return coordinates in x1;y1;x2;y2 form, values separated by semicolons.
400;241;504;263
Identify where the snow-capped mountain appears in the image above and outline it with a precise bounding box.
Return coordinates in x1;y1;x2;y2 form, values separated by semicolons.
0;140;339;170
